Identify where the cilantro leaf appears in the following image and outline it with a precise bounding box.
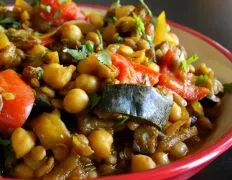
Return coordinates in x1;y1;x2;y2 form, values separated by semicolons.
223;83;232;93
195;75;208;86
89;93;102;109
133;13;145;37
115;35;123;43
96;30;103;49
86;41;94;53
63;47;87;61
54;10;62;19
181;54;199;71
0;137;10;146
0;17;20;29
97;50;112;65
139;0;157;25
40;4;51;13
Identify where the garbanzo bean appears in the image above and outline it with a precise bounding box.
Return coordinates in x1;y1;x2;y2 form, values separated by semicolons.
169;102;182;122
131;155;156;172
52;144;70;161
14;163;35;179
75;74;100;94
86;32;100;45
117;44;134;57
35;157;55;178
30;146;46;161
63;88;89;113
137;39;150;50
152;152;170;165
88;130;113;159
115;5;135;18
61;24;82;42
11;128;36;159
169;141;189;159
43;64;76;89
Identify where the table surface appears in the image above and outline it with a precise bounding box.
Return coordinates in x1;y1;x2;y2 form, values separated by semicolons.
8;0;232;179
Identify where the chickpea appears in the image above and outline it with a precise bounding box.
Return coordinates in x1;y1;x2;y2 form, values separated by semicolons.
131;155;156;172
11;128;36;159
88;130;113;159
169;141;189;159
170;102;182;122
117;44;134;57
52;144;70;161
43;64;76;89
61;24;82;42
144;62;160;72
115;5;135;19
30;146;46;161
86;32;100;45
75;74;100;94
63;88;89;113
87;11;104;27
124;38;137;49
103;24;117;43
14;163;35;179
137;39;150;50
131;50;148;64
152;152;170;165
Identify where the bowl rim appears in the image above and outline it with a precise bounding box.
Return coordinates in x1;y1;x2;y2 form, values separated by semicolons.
3;3;232;180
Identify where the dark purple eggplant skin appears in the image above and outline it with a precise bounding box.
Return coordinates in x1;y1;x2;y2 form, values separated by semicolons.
97;84;173;130
199;95;221;108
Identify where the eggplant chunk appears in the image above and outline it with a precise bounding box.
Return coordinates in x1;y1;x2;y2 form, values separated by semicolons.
98;84;173;129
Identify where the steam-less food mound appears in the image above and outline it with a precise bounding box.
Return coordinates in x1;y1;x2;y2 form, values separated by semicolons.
0;0;230;179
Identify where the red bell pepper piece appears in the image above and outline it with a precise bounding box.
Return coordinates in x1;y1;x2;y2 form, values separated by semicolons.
40;36;55;46
159;50;209;101
40;0;86;26
0;70;35;129
110;53;159;86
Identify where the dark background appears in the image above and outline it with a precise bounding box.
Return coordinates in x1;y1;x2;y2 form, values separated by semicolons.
8;0;232;179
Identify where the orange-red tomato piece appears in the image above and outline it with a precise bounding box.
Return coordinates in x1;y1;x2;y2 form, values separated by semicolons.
0;70;35;128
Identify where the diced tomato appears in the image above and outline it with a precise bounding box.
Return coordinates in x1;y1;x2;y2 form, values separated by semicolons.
111;53;159;86
159;72;209;101
40;36;55;46
0;70;35;129
40;0;86;25
159;50;209;101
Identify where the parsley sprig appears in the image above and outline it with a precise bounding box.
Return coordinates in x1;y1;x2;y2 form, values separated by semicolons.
139;0;157;25
0;17;20;29
195;75;208;86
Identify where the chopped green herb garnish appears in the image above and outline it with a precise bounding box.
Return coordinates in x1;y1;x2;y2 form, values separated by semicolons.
0;17;20;29
139;0;157;25
133;13;145;37
96;30;103;49
97;49;112;65
31;0;40;6
0;137;10;146
195;75;208;86
181;54;199;71
89;93;102;109
40;4;52;13
223;83;232;93
114;0;121;7
63;47;87;61
86;42;94;53
54;10;62;19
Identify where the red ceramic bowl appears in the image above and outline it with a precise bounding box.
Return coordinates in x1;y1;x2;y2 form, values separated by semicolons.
1;4;232;180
